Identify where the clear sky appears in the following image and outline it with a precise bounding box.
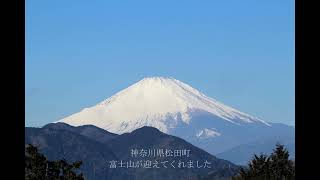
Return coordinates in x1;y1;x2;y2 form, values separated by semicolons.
26;0;295;127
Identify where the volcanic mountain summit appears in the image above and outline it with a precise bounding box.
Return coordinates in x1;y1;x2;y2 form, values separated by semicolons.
59;77;269;133
58;77;294;162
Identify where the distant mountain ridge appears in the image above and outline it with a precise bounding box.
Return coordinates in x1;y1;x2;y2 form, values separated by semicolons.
25;124;118;180
216;136;295;165
43;123;118;143
25;123;240;180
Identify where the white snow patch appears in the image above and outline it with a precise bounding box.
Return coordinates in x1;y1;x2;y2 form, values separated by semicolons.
196;128;221;139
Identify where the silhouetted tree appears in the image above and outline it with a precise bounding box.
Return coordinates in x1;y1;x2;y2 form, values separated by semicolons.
25;144;84;180
269;143;295;180
232;143;295;180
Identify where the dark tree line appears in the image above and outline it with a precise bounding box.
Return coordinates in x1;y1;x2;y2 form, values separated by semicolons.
25;144;84;180
232;143;295;180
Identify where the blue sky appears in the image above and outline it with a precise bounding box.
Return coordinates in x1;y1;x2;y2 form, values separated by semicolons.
26;0;295;127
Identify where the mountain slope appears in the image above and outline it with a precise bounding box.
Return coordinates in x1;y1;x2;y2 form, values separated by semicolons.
25;123;240;180
106;126;239;180
25;125;118;180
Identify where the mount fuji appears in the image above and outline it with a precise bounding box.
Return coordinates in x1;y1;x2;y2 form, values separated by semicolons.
58;77;294;163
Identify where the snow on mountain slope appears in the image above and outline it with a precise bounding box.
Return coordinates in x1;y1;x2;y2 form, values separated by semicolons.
196;128;221;139
58;77;270;134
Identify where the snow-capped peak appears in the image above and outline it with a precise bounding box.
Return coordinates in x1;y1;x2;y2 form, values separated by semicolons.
58;76;270;134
